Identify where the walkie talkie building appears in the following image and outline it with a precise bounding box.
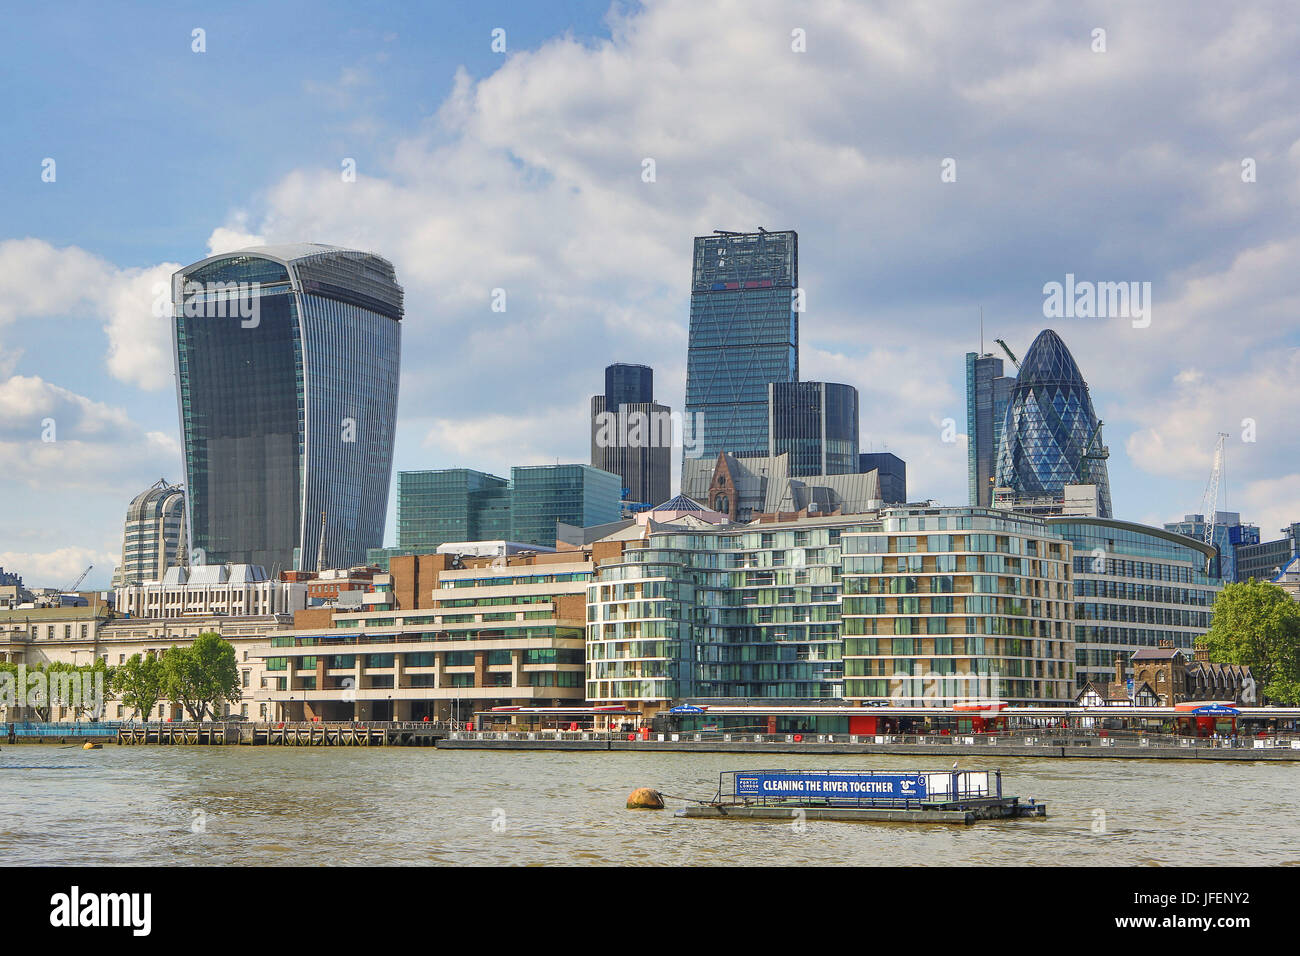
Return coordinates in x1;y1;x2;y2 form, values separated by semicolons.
172;243;402;573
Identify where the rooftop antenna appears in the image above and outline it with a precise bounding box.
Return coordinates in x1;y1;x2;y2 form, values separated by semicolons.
980;306;984;354
316;511;327;572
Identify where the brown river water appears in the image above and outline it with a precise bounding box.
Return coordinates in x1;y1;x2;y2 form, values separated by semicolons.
0;746;1295;865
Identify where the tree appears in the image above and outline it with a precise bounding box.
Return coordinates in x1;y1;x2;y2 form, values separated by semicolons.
161;633;241;721
1202;580;1300;705
113;651;166;720
0;659;113;721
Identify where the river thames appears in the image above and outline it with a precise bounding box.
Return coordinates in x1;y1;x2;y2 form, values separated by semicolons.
1;746;1296;865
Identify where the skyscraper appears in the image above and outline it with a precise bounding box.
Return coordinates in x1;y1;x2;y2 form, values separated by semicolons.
397;469;512;553
768;381;859;476
509;464;622;548
683;229;798;466
591;363;672;508
110;479;187;588
966;351;1015;507
859;452;907;504
173;243;402;573
994;329;1112;518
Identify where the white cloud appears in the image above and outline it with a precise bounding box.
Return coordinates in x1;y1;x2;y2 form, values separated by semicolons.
0;546;119;592
0;239;181;392
8;0;1300;560
0;375;176;489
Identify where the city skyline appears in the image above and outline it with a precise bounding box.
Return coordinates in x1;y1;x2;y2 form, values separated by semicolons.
4;1;1300;589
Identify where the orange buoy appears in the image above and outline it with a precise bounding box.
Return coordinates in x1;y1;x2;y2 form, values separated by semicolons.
626;787;665;810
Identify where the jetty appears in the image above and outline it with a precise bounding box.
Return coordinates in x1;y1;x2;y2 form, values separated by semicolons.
4;720;446;747
675;768;1046;825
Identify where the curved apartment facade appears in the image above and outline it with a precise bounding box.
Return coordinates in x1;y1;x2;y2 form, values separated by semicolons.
172;243;402;573
110;478;187;588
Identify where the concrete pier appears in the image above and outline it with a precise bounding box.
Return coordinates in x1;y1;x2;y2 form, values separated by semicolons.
437;731;1300;761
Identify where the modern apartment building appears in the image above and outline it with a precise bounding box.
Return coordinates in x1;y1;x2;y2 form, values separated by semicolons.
173;243;402;573
260;550;593;721
590;363;672;509
586;507;1077;712
1053;517;1222;690
683;229;799;464
965;351;1015;507
840;508;1075;705
586;515;860;708
768;381;859;477
110;479;187;589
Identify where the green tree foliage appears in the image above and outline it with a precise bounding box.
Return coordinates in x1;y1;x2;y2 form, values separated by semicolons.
1202;580;1300;704
112;651;166;720
161;633;241;721
0;659;113;721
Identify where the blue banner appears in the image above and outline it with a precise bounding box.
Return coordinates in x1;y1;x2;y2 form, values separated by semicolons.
735;772;928;800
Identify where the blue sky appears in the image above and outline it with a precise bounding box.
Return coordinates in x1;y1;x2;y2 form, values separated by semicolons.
3;0;1300;589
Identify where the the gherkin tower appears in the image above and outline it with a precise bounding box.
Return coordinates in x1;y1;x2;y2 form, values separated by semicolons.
994;329;1112;517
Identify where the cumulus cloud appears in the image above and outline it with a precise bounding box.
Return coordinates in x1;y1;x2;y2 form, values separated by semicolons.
0;239;180;391
6;0;1300;558
219;0;1300;515
0;375;178;489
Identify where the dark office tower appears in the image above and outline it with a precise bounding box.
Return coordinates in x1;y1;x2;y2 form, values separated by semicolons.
966;351;1016;507
768;381;859;477
859;452;907;504
604;363;654;409
591;364;671;508
683;230;798;465
173;243;402;573
995;329;1112;518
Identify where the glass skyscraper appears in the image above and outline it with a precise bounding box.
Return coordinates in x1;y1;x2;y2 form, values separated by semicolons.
965;352;1015;507
768;381;859;476
173;243;402;573
591;363;672;508
509;465;622;548
394;464;622;552
683;230;798;464
397;469;511;552
994;329;1112;518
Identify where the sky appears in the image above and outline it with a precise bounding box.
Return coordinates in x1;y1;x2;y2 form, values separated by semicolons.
2;0;1299;591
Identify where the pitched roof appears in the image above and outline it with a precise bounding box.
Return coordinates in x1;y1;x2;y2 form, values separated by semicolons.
1131;647;1184;660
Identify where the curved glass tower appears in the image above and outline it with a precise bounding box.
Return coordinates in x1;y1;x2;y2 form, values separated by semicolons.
995;328;1112;517
172;243;402;573
768;381;859;476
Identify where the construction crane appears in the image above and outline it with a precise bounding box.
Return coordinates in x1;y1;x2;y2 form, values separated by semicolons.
1076;420;1110;484
993;338;1020;370
1201;433;1230;547
63;565;93;593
